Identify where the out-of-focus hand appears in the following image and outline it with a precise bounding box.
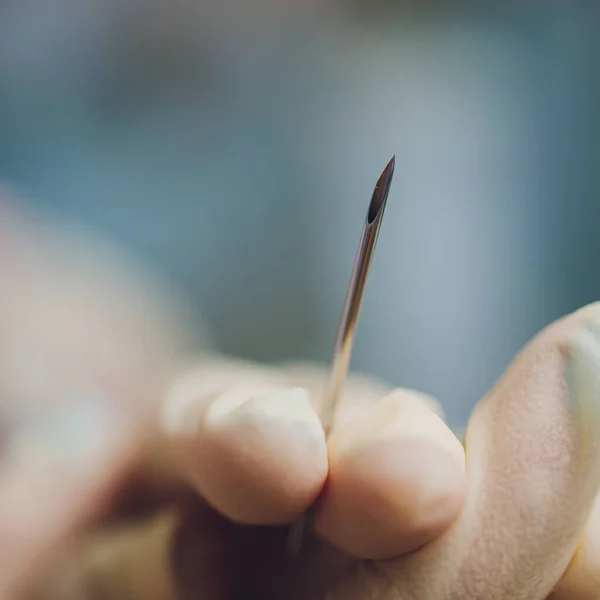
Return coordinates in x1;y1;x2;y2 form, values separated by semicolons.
0;201;193;599
1;195;599;600
29;305;600;600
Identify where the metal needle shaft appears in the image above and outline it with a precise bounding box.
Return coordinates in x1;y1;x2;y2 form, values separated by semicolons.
321;155;395;434
286;155;395;556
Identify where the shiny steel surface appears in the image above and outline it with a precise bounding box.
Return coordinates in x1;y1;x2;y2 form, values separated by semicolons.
286;156;395;556
321;155;395;434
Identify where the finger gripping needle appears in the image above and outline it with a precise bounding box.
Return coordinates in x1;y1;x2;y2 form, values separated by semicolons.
286;155;395;556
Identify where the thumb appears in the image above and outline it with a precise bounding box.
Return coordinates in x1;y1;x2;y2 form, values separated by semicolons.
449;304;600;598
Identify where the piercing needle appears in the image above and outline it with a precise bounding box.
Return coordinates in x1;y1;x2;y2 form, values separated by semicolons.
286;155;395;555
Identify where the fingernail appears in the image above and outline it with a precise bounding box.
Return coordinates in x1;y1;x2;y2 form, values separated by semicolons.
566;323;600;447
205;387;325;441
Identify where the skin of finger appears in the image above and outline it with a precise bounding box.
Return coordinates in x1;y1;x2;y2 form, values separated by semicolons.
314;388;466;559
323;303;600;600
160;359;413;526
160;358;293;492
163;359;331;524
549;487;600;599
182;387;328;524
161;356;292;439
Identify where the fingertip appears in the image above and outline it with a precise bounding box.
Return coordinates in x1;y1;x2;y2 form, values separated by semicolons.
187;388;328;525
315;389;466;559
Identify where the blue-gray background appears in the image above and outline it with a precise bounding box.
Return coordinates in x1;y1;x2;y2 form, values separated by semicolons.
0;1;598;427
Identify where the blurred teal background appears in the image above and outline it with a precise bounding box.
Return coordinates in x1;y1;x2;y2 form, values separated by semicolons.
0;1;598;426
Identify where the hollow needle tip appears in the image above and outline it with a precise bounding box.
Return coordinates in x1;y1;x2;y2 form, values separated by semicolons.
368;154;395;224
